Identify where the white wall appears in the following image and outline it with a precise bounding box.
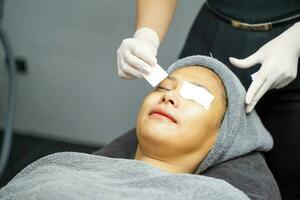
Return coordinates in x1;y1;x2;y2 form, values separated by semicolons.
0;0;205;145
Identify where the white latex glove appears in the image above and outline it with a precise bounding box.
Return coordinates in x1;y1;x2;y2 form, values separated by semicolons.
229;22;300;113
117;27;160;79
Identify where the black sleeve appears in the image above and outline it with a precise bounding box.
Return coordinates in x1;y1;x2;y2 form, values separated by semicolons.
92;129;281;200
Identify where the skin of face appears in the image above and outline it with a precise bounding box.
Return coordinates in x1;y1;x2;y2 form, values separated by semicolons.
135;66;227;173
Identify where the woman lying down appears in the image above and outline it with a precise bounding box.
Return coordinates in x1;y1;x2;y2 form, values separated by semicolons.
0;56;279;199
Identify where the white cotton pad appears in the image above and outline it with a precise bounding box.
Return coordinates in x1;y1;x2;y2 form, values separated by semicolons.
251;71;258;80
143;64;168;87
180;81;215;110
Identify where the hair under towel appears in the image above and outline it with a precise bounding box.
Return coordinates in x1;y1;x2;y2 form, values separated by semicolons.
167;55;273;174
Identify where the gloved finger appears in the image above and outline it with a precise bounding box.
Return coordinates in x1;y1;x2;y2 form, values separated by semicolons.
245;70;266;104
246;79;272;113
130;44;157;66
121;62;144;79
118;68;134;79
123;51;152;74
117;52;128;78
117;55;138;79
118;65;135;79
229;51;261;69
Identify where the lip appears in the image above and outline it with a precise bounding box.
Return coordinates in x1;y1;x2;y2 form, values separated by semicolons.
149;107;177;124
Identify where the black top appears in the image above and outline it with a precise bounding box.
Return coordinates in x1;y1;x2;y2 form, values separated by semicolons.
207;0;300;24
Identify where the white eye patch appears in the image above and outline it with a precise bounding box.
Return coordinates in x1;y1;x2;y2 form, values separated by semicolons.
179;81;215;110
143;64;168;87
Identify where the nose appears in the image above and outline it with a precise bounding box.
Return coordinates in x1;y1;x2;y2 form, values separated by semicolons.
160;91;179;107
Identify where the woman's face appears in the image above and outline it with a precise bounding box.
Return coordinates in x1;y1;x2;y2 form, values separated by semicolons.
136;66;226;160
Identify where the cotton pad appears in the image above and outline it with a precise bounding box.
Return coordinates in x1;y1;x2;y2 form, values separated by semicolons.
143;64;168;87
180;81;215;110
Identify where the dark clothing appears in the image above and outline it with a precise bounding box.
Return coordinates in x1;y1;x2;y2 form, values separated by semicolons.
255;90;300;200
179;3;300;90
179;3;300;199
207;0;300;24
92;129;281;200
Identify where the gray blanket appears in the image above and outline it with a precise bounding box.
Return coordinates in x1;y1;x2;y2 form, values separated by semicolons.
0;152;249;200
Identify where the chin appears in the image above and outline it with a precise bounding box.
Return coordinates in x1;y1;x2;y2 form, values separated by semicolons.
138;118;178;143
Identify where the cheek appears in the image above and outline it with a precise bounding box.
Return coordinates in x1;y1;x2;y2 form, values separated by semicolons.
171;104;214;153
141;93;158;112
136;93;159;126
179;105;211;140
182;104;207;124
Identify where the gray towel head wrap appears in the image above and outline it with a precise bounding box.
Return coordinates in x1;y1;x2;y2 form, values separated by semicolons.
167;55;273;174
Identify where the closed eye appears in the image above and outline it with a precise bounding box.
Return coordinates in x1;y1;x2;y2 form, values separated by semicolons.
155;86;170;91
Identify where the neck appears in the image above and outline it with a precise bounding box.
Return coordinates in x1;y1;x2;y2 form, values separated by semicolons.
134;145;197;174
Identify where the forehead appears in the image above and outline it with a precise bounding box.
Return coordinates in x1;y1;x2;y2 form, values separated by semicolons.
170;66;223;95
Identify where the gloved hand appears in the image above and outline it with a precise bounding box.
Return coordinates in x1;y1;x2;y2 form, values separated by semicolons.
229;22;300;113
117;27;160;79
